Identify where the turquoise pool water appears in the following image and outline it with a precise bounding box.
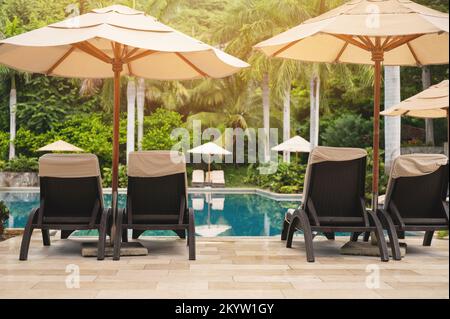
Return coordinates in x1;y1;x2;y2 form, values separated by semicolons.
0;191;300;237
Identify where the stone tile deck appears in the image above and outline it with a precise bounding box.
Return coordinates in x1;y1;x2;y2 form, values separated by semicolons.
0;232;448;299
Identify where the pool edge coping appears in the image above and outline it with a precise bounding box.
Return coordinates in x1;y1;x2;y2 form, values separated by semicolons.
0;186;302;201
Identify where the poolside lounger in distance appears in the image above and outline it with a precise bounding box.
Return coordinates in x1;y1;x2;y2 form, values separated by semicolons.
19;154;109;261
192;170;205;187
281;146;390;262
376;154;448;260
113;151;195;260
208;170;225;187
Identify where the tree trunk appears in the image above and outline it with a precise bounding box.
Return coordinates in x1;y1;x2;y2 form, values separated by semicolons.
384;66;401;173
422;66;434;146
9;75;16;160
283;83;291;163
309;71;320;149
262;73;270;162
136;78;145;151
126;78;136;163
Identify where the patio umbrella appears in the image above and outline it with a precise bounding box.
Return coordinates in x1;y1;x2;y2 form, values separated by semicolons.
272;135;311;160
381;80;448;118
188;142;231;183
255;0;449;209
37;140;84;152
381;79;449;146
0;5;248;228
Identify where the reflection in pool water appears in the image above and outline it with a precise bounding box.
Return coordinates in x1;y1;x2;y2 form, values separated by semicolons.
0;191;300;237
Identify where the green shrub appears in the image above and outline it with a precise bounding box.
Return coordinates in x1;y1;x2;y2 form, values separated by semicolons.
245;162;306;194
437;230;449;239
1;155;38;172
365;147;388;202
0;131;9;161
0;200;10;236
322;113;373;148
102;165;128;188
16;76;100;133
142;108;184;150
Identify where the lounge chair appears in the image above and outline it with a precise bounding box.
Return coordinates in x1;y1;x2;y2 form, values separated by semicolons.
207;170;225;187
113;151;195;260
192;170;205;187
19;154;109;261
281;146;390;262
376;154;448;260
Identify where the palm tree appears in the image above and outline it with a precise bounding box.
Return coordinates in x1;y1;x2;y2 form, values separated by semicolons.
422;66;434;145
0;68;17;160
136;78;145;150
0;16;26;160
384;66;401;172
212;0;311;162
308;0;345;148
126;78;136;161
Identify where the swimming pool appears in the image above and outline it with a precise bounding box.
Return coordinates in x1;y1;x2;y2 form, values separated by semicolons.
0;191;300;237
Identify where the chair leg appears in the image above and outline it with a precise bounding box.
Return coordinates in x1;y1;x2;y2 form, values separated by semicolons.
188;209;196;261
296;211;315;262
363;232;371;242
19;209;38;261
351;232;361;242
122;229;128;243
97;209;109;261
281;219;289;241
175;230;186;239
367;211;389;262
113;209;124;261
423;231;434;246
324;232;335;240
377;210;402;261
286;216;298;249
42;229;50;246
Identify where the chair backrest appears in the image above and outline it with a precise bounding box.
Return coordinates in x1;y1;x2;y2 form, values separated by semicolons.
38;154;103;225
127;151;187;224
302;146;368;225
384;154;449;224
192;170;204;183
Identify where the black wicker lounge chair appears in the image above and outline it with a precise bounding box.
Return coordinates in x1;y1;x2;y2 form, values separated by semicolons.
376;154;449;261
19;154;109;261
113;151;195;260
281;146;390;262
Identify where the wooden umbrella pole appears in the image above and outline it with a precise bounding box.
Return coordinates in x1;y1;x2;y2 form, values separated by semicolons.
371;39;383;211
111;44;123;240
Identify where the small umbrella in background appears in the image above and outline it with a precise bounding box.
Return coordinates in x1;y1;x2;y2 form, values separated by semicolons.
255;0;449;209
381;80;449;147
188;142;232;183
37;140;84;153
272;135;311;161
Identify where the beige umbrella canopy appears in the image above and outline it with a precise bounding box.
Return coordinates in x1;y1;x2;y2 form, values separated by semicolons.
188;142;232;156
255;0;449;208
0;4;248;227
37;140;84;152
381;80;448;118
272;135;311;153
381;79;449;148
